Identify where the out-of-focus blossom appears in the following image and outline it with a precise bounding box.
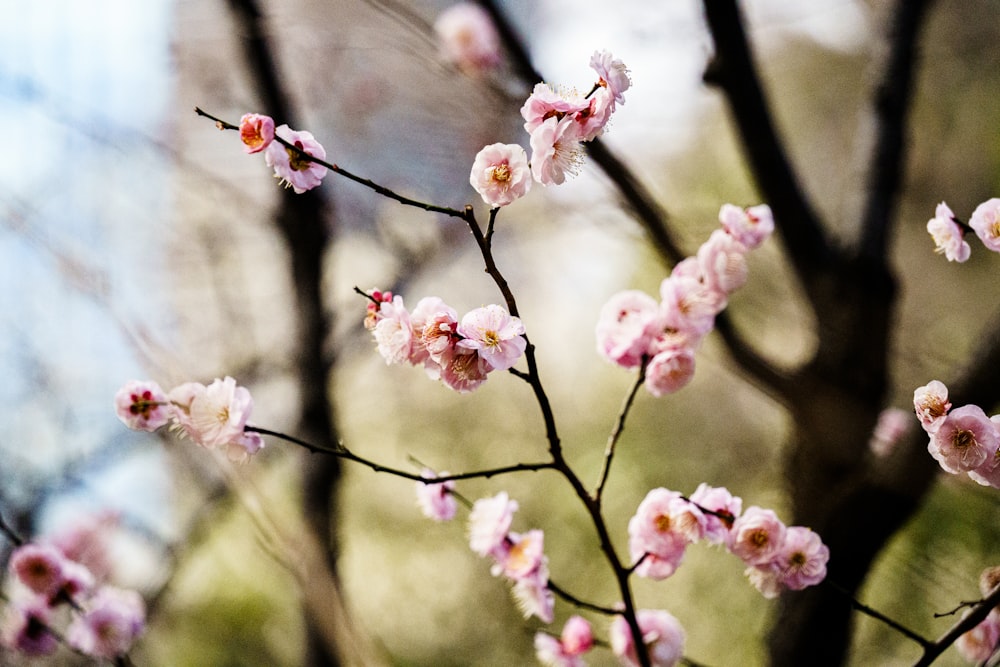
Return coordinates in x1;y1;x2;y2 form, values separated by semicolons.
719;204;774;249
927;201;970;262
697;229;749;296
643;347;696;397
114;380;171;432
609;609;686;667
510;562;554;623
415;469;457;521
955;609;1000;664
434;2;502;75
595;290;661;369
969;198;1000;253
534;615;593;667
869;407;913;458
470;143;532;208
265;124;328;194
468;492;518;557
66;586;145;660
1;598;57;656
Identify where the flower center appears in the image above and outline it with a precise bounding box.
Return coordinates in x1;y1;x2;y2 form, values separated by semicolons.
490;164;511;184
287;142;312;171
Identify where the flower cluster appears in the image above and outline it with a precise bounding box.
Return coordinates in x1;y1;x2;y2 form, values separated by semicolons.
237;113;328;193
627;485;829;599
955;566;1000;664
927;198;1000;262
1;536;144;660
469;492;554;623
596;203;774;396
469;50;631;207
114;377;263;463
914;380;1000;487
363;289;526;393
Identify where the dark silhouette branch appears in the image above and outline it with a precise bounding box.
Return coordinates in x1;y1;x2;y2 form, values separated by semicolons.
858;0;934;262
701;0;834;305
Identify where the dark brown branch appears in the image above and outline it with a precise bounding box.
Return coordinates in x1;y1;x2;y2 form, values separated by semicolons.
701;0;833;302
913;585;1000;667
593;366;646;503
858;0;934;262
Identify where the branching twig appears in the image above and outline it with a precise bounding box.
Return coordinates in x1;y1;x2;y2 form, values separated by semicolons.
913;585;1000;667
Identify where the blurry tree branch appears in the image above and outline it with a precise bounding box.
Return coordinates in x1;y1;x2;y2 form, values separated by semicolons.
701;0;834;309
858;0;932;262
224;0;343;664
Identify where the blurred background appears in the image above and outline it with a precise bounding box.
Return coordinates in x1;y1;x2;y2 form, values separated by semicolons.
1;0;999;664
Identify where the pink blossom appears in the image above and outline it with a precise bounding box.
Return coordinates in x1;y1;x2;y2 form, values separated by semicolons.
719;203;774;249
439;345;490;393
409;297;454;373
643;347;696;397
595;290;661;368
729;506;787;566
744;564;784;600
697;229;749;296
609;609;686;667
9;542;92;600
773;526;829;591
114;380;171;432
226;431;264;464
373;295;413;365
166;381;205;440
434;2;501;75
364;288;394;331
415;469;457;521
869;407;913;458
590;50;631;107
970;198;1000;253
572;89;614;141
956;609;1000;663
659;273;725;337
530;117;584;186
628;488;690;580
457;304;526;371
1;598;57;656
468;491;517;557
265;124;328;194
492;529;545;580
913;380;951;434
928;404;999;474
50;511;120;582
419;301;460;364
470;143;532;208
185;376;255;450
534;616;593;667
238;113;275;154
927;201;970;262
66;586;145;659
970;417;1000;488
510;563;554;623
521;83;588;134
688;483;742;546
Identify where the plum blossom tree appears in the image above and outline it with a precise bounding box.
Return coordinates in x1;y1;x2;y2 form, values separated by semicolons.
5;1;1000;665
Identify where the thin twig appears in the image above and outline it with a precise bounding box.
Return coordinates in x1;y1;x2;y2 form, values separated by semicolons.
593;366;646;504
247;425;556;483
913;585;1000;667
